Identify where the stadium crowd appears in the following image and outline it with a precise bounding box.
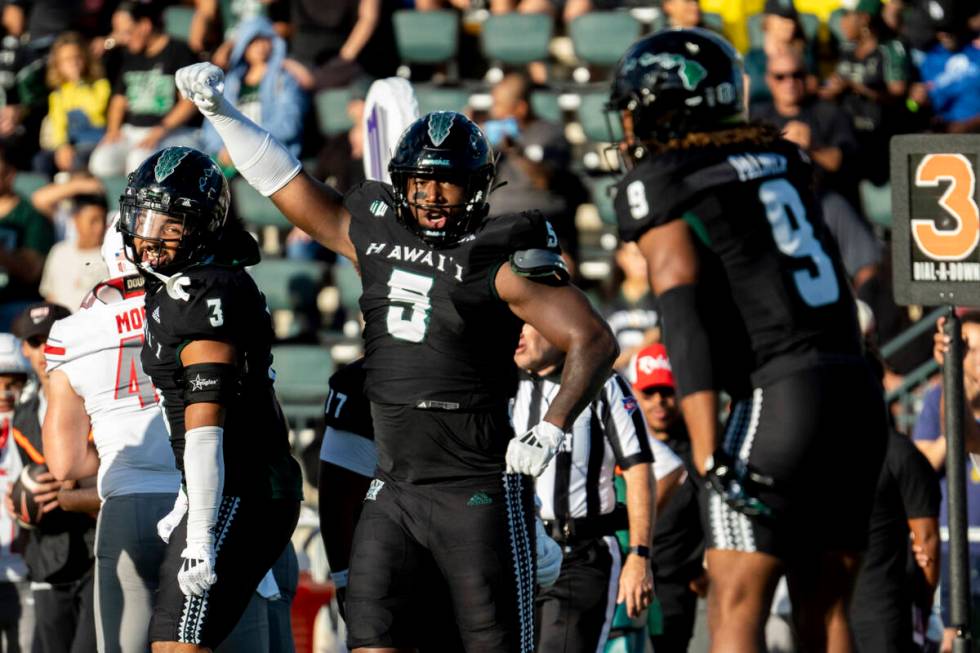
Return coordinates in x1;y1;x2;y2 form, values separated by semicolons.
0;0;977;651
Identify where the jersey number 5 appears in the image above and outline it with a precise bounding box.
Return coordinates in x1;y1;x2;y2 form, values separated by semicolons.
387;269;434;343
114;335;157;408
759;179;839;308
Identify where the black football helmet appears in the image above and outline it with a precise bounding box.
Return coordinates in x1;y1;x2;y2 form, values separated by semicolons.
119;146;231;275
607;28;746;159
388;111;496;247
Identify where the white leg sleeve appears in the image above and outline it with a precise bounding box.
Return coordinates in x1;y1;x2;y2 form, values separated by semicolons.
183;425;225;549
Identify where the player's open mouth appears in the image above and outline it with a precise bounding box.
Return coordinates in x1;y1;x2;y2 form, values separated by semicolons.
421;214;447;229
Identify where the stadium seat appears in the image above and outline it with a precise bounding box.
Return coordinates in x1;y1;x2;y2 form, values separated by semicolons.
250;259;327;313
163;6;194;41
702;11;725;32
333;259;362;316
414;85;470;115
530;90;562;124
271;344;335;422
102;175;128;213
393;10;459;65
860;180;892;230
588;175;618;226
231;177;291;230
577;92;622;143
480;13;553;66
12;172;47;199
315;88;354;138
569;12;642;67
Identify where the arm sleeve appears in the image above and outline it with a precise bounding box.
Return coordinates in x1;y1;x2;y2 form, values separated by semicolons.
318;427;377;477
600;373;654;470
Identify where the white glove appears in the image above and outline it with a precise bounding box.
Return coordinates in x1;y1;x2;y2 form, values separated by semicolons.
535;517;563;587
506;421;565;477
157;487;188;543
174;63;300;196
178;542;217;597
175;62;226;117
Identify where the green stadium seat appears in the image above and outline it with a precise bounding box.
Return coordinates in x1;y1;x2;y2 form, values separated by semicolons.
588;175;618;225
271;344;335;421
569;12;642;67
414;85;470;115
102;175;128;213
315;88;354;138
13;172;47;199
163;6;194;41
860;180;892;230
393;10;459;65
333;260;363;315
702;11;724;32
577;92;622;143
829;8;846;43
250;259;326;313
481;13;553;66
231;177;291;230
530;90;562;124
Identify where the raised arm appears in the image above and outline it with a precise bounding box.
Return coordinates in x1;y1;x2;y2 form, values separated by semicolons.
176;63;356;262
498;267;618;431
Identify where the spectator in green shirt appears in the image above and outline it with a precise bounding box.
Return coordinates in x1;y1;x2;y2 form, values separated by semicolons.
0;145;55;329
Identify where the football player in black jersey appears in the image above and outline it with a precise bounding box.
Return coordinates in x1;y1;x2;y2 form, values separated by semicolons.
606;29;887;651
117;147;303;652
176;64;617;653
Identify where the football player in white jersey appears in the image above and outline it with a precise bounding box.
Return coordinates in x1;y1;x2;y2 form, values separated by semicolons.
42;225;182;653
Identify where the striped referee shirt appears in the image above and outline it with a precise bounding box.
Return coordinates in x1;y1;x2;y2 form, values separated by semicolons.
512;371;678;522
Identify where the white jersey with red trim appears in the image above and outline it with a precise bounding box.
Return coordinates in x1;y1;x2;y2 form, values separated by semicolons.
45;277;180;500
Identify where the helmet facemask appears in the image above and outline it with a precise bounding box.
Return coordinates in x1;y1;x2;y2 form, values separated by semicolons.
120;204;207;275
390;167;494;247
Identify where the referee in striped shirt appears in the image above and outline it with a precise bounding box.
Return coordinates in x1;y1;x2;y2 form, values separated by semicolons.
512;323;683;653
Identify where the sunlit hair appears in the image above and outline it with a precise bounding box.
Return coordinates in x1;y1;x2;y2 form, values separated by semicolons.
643;122;782;156
46;32;105;89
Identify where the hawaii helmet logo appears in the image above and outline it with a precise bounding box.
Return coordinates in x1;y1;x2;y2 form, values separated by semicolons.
427;112;455;147
627;52;708;91
154;147;192;183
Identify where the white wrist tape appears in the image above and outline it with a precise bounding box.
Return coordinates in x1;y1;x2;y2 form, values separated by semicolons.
207;102;302;197
183;425;225;549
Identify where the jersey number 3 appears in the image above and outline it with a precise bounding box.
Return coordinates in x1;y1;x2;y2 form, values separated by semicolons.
387;269;434;343
759;179;839;308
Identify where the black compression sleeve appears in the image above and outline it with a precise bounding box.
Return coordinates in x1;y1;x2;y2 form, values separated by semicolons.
658;283;715;398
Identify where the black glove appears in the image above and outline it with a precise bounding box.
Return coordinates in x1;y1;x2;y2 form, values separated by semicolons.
705;449;776;519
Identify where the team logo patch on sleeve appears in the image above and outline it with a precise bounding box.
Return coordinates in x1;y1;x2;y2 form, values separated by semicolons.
622;396;638;415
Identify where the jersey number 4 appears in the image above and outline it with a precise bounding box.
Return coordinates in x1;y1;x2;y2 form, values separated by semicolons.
114;335;157;407
387;269;434;343
759;179;839;308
